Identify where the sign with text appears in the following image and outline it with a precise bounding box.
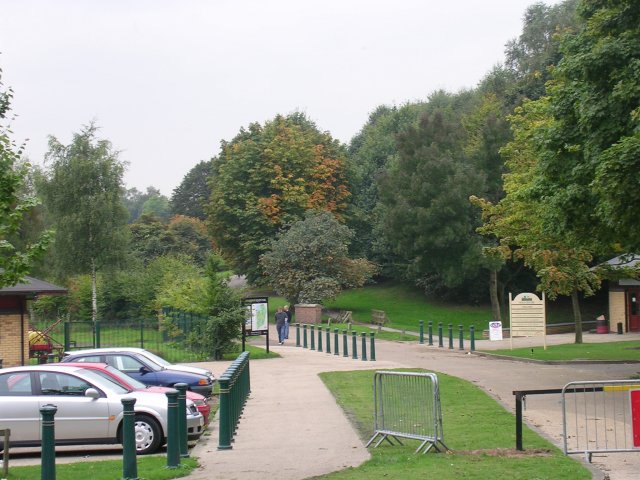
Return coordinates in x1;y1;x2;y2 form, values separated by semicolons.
243;297;269;335
489;321;503;341
509;292;546;350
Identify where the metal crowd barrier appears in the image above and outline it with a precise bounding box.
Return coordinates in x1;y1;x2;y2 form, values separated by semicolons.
562;380;640;462
366;371;449;454
218;351;251;450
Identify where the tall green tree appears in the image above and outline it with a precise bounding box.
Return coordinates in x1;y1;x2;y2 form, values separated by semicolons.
260;211;376;304
0;69;50;287
207;113;349;283
40;124;129;321
535;0;640;252
379;102;486;293
170;160;212;220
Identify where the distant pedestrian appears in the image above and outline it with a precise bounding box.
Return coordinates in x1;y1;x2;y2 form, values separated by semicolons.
283;305;292;339
275;307;287;344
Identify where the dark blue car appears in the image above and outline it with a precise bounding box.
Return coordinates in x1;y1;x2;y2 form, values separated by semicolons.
61;350;213;397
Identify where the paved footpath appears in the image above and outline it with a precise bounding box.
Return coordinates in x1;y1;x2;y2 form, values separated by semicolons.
188;330;640;480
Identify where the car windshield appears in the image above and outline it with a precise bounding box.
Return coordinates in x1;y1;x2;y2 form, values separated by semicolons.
88;369;135;393
74;368;129;394
103;365;147;389
140;350;171;367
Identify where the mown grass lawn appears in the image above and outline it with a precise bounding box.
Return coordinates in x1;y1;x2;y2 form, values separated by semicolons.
487;340;640;362
5;455;197;480
316;369;590;480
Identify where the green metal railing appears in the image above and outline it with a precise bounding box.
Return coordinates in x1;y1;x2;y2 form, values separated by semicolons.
218;351;251;450
294;324;377;361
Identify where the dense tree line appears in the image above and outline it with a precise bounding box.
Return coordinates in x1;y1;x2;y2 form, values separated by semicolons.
3;0;637;342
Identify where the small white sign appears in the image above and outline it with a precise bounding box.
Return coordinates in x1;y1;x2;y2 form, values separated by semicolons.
489;321;503;341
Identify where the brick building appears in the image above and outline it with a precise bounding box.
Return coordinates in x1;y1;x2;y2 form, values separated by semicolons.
602;255;640;333
0;277;66;367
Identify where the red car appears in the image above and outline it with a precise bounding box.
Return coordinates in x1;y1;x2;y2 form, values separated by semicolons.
60;362;211;423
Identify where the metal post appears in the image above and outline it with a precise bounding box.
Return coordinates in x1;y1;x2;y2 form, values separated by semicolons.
515;392;524;451
458;325;464;350
351;331;357;359
448;324;453;349
419;320;424;344
95;321;100;348
296;323;301;347
2;429;9;479
317;326;323;352
326;327;331;354
342;330;348;357
438;322;443;348
303;324;308;348
334;328;339;356
165;390;180;468
470;326;475;351
121;397;138;480
40;404;57;480
369;333;376;361
64;321;70;351
310;325;315;351
361;332;367;361
140;319;145;349
428;321;433;346
175;383;189;458
218;376;232;450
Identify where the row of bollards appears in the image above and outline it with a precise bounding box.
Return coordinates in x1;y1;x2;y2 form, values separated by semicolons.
294;324;376;361
218;351;251;450
419;320;476;352
37;383;191;480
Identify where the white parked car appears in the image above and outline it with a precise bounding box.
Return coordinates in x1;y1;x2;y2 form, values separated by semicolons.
0;365;204;454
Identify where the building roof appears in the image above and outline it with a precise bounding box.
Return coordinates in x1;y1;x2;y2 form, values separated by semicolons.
602;254;640;269
0;276;67;296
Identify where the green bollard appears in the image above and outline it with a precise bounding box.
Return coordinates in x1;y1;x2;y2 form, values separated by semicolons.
40;404;57;480
419;320;424;344
175;383;189;458
428;321;433;346
303;324;308;348
448;324;454;349
94;321;101;348
317;326;323;352
121;397;138;480
459;325;464;350
361;332;367;361
165;390;180;468
296;323;301;347
438;322;443;347
217;376;232;450
369;332;376;361
310;325;316;350
342;330;348;357
352;331;357;359
326;327;331;354
470;326;475;352
334;328;339;356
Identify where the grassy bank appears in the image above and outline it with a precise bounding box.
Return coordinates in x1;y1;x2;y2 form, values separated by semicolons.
317;369;590;480
487;340;640;362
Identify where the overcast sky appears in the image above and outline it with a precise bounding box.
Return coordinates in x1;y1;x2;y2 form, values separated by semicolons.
1;0;561;196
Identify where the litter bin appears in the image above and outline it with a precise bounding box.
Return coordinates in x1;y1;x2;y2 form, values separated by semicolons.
596;315;609;334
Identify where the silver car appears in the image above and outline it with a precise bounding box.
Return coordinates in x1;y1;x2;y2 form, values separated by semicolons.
0;365;204;454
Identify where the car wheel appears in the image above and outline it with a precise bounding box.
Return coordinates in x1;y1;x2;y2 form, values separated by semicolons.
134;414;162;455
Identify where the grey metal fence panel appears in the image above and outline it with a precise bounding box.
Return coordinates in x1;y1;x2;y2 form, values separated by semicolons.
562;380;640;462
366;371;448;454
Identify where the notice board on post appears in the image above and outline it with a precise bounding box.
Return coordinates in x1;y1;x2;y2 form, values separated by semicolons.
509;292;546;350
243;297;269;335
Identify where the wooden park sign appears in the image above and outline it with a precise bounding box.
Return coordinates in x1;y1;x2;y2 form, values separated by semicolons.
509;292;546;350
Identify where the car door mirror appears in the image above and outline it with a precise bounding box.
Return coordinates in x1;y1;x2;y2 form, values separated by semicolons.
85;388;100;399
139;366;150;375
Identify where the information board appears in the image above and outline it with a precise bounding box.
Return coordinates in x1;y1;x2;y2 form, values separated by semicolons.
243;297;269;335
509;292;546;350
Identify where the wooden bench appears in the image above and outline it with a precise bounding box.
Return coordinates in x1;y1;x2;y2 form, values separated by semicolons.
371;309;389;330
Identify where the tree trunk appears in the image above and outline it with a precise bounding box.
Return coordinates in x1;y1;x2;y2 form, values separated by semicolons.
91;258;98;324
571;289;583;344
489;269;502;322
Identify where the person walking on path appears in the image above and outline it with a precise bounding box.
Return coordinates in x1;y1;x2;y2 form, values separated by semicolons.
283;305;292;339
275;307;287;344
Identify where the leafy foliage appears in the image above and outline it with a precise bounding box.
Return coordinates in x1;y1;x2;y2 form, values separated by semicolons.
207;113;350;283
260;211;376;304
170;160;212;220
0;69;50;287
